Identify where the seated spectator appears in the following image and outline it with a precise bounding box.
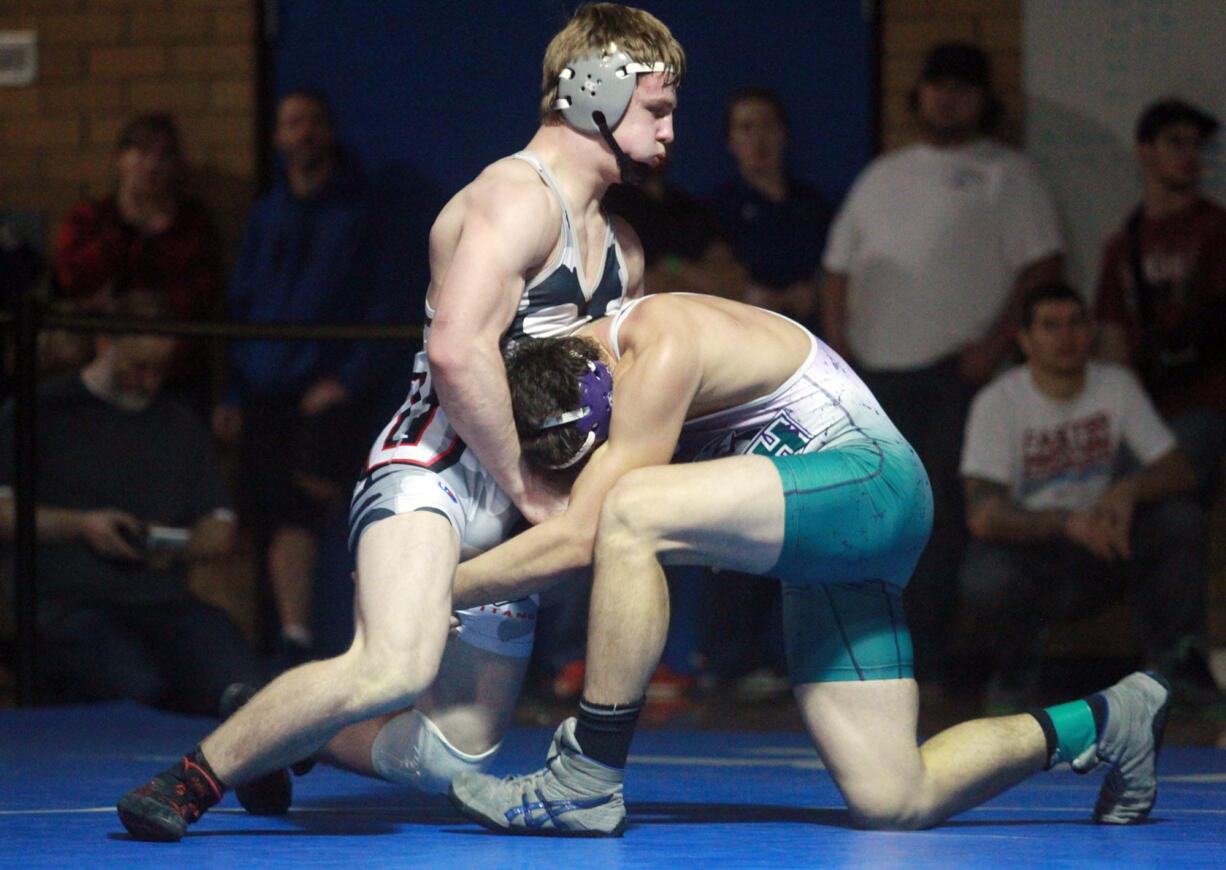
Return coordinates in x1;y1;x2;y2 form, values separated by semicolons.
51;113;222;395
959;283;1219;711
604;153;751;297
213;89;389;666
0;292;262;714
1095;98;1226;492
710;86;831;331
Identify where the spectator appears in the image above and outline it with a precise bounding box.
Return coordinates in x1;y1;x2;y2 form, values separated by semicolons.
1095;98;1226;491
51;113;222;395
711;87;831;331
702;88;834;698
213;89;390;665
821;43;1064;685
0;292;262;714
959;282;1218;711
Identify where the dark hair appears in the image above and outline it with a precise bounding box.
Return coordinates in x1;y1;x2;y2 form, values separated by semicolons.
908;42;1002;134
115;113;181;158
505;336;603;472
1021;282;1085;329
1135;98;1219;144
724;86;788;138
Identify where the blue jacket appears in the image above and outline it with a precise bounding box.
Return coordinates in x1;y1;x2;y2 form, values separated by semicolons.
225;156;390;402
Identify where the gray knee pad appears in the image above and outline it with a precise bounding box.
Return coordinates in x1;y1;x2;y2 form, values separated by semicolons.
370;709;500;794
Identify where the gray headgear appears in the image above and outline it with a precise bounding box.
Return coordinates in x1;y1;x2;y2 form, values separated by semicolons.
552;46;668;134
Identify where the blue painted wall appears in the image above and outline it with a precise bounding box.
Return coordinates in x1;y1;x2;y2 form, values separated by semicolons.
272;0;875;204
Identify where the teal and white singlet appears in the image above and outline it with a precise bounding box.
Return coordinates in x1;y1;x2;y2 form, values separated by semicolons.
611;296;934;682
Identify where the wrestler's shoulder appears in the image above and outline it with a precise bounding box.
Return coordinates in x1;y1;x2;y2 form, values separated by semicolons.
431;159;556;246
463;157;556;218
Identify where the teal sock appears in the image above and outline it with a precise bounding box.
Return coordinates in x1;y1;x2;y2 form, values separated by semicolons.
1029;700;1097;768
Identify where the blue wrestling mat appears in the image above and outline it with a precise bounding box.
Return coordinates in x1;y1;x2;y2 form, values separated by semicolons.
1;703;1223;868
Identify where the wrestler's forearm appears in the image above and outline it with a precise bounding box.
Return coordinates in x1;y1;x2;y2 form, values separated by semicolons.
429;339;525;502
451;520;593;609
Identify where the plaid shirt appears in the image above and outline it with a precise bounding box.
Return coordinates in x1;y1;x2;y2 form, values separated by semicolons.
53;194;222;319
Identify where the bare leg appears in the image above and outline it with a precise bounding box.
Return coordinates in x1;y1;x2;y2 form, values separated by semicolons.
318;715;394;777
447;457;791;835
201;511;457;785
584;456;784;705
794;680;1046;829
594;455;1046;828
582;519;670;705
267;524;317;640
320;636;531;776
415;636;530;753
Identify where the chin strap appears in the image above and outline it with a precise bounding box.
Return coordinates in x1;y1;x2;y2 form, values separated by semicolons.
592;110;648;186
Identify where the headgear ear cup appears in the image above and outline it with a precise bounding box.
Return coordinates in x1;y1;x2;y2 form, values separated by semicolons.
552;46;669;184
537;359;615;469
553;49;642;134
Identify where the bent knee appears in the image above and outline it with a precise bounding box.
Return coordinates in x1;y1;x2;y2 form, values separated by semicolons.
343;644;445;716
843;784;936;831
598;469;673;545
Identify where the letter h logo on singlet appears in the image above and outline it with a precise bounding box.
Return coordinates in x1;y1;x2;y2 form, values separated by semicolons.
749;411;813;457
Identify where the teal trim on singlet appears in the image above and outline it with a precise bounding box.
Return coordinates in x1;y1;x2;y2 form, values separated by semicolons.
767;439;931;587
782;581;914;683
767;439;932;683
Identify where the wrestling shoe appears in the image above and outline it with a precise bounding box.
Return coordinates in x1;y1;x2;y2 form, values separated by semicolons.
219;683;294;816
1071;671;1171;824
116;751;224;842
449;717;626;837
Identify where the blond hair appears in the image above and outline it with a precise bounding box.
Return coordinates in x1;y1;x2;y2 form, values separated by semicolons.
539;3;686;124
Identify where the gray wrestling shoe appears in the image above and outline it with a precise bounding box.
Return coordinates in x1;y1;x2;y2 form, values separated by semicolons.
449;717;626;837
1071;672;1171;824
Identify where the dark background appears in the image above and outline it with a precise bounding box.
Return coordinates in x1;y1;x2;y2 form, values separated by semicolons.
271;0;875;204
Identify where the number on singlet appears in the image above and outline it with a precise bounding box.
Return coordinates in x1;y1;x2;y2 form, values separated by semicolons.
364;372;462;472
383;373;436;450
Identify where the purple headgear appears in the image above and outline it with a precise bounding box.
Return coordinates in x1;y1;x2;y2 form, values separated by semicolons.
537;359;614;469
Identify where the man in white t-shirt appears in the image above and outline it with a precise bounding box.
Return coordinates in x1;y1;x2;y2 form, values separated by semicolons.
959;282;1212;710
820;42;1064;685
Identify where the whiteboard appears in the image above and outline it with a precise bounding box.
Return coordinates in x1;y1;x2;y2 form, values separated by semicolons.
1023;0;1226;294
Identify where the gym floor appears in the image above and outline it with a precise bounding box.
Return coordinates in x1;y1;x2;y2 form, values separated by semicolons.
1;700;1223;869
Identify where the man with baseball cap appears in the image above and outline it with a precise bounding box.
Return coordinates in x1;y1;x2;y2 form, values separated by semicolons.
820;42;1064;688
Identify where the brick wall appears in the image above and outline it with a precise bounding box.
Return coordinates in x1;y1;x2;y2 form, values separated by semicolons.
879;0;1022;150
0;0;259;255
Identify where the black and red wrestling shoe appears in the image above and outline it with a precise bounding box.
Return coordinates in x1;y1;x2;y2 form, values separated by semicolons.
116;750;224;842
